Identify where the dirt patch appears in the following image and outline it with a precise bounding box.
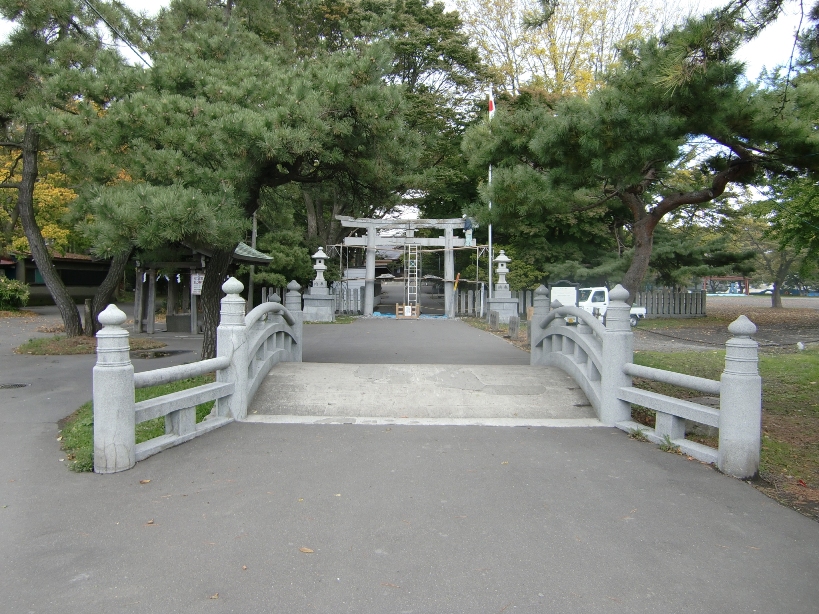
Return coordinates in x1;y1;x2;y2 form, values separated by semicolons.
36;323;65;333
637;305;819;353
0;309;39;319
754;474;819;521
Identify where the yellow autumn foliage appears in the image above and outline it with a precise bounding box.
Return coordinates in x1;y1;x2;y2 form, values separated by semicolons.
1;152;79;255
456;0;673;96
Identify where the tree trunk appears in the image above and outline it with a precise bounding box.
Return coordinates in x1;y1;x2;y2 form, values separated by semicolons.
86;249;133;335
620;216;657;305
200;248;234;359
304;191;318;241
771;281;783;308
16;125;82;335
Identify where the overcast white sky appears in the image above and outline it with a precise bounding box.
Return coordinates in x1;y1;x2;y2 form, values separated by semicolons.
0;0;808;78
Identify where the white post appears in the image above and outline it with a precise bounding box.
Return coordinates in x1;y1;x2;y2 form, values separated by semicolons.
599;285;633;425
364;227;376;316
247;211;257;310
216;277;248;420
444;227;455;317
93;305;135;474
718;316;762;479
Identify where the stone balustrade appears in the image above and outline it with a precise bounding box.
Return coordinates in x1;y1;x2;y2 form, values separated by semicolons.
531;284;762;479
93;277;302;473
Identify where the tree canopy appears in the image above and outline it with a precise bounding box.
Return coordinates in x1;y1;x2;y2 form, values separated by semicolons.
462;5;819;301
0;0;143;333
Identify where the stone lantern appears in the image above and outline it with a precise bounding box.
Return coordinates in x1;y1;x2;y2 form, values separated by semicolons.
486;249;518;324
303;247;335;322
494;250;511;295
312;247;328;292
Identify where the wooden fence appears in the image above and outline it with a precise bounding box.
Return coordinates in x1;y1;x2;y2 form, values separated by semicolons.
635;289;706;318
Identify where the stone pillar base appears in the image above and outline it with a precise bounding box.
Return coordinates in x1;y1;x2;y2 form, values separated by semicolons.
486;297;519;324
303;294;335;322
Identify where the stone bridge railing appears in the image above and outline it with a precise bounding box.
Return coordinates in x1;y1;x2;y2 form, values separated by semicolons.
530;284;761;479
93;277;302;474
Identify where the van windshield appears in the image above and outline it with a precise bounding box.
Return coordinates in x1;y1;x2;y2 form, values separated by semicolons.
578;289;592;302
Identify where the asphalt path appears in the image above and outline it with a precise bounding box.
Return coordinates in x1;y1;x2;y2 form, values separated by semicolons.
1;305;818;613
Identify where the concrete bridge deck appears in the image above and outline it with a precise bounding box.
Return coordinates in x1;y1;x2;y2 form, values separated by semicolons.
249;363;597;424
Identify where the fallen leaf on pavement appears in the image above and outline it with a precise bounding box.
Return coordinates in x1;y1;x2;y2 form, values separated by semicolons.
299;547;314;553
139;479;151;484
209;593;219;599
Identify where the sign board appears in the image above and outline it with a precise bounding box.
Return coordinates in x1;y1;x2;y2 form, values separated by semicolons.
549;281;578;308
191;273;205;296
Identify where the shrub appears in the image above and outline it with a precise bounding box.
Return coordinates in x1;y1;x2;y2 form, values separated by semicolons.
0;276;29;310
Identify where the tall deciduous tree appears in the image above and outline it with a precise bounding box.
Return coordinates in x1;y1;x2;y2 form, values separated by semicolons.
455;0;676;95
1;151;81;256
769;175;819;258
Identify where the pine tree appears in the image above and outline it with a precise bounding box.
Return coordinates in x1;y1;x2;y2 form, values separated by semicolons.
463;7;819;301
0;0;143;334
38;0;422;356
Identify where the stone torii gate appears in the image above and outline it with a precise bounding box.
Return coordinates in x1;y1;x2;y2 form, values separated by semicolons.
337;216;466;317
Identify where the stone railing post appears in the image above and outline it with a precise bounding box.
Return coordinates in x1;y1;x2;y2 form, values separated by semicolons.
285;280;302;312
215;277;248;420
718;316;762;479
529;285;550;365
599;285;633;425
285;280;304;362
93;304;135;474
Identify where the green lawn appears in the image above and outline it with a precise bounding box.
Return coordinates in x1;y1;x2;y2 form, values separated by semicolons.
633;348;819;489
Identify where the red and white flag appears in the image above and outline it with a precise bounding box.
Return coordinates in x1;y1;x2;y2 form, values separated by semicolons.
488;90;495;120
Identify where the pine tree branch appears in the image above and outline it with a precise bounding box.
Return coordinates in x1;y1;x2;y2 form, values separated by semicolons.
3;154;23;183
571;192;618;213
651;160;753;220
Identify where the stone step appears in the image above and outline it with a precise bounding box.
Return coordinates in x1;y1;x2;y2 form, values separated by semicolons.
248;363;595;421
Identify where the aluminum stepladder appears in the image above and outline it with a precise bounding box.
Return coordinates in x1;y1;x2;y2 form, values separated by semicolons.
397;242;420;318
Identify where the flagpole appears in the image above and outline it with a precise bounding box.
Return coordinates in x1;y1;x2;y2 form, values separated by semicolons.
488;164;493;299
487;90;495;299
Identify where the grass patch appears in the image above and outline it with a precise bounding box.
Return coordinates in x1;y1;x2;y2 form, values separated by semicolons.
16;335;166;355
633;347;819;518
628;427;649;442
58;374;216;472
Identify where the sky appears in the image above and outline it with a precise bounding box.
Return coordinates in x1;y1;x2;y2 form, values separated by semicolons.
0;0;809;77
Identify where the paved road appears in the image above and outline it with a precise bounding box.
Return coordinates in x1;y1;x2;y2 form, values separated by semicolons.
2;307;818;613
